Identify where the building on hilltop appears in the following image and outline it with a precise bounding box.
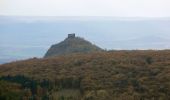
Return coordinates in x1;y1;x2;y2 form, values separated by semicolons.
68;33;75;38
44;33;103;57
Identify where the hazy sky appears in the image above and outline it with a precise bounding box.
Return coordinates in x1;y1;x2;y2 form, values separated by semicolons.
0;0;170;17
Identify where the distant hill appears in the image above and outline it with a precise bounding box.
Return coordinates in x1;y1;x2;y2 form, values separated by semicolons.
1;16;170;63
44;34;103;58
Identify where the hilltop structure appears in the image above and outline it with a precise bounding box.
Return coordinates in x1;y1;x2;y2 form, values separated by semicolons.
68;33;75;38
44;33;103;58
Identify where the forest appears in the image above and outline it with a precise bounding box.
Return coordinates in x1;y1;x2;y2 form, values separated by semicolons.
0;50;170;100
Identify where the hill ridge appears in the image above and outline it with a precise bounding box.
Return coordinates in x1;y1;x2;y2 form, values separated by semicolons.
44;34;103;58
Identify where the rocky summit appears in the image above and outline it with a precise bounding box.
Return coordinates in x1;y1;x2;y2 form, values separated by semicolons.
44;33;103;58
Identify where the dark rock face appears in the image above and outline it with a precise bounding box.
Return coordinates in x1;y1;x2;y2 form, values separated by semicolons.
44;34;103;58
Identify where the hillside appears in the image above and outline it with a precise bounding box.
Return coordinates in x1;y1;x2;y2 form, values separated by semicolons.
0;50;170;100
44;34;103;58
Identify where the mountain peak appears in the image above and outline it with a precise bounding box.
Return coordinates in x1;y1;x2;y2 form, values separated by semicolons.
44;34;103;58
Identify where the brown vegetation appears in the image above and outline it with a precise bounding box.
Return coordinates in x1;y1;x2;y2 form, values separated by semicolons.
0;50;170;100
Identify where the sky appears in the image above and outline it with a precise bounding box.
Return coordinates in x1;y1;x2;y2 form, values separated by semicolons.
0;0;170;17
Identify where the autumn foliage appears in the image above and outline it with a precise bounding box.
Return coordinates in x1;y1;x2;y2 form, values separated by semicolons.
0;50;170;100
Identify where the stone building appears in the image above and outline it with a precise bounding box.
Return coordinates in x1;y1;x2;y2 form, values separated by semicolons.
68;33;75;38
